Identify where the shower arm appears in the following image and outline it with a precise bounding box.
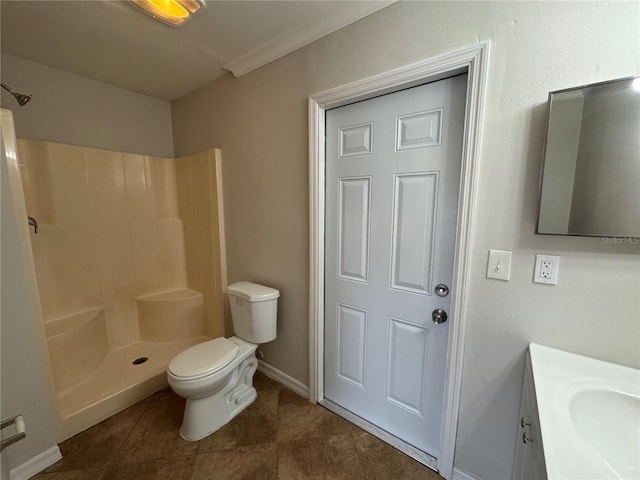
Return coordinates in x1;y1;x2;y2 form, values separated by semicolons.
1;83;32;106
1;83;16;94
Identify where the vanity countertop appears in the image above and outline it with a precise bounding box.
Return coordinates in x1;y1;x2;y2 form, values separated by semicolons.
528;343;640;480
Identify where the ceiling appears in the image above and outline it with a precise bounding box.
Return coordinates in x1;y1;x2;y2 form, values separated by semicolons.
1;1;394;101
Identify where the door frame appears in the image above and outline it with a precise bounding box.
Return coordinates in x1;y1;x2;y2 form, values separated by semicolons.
308;42;489;479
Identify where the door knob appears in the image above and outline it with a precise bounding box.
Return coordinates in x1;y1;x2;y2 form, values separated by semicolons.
432;309;448;324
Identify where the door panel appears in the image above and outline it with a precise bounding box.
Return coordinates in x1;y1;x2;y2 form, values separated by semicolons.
336;303;367;388
337;177;371;282
339;123;374;157
386;317;429;415
390;172;438;295
324;74;467;458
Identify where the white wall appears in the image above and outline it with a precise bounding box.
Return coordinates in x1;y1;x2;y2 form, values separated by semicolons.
172;2;640;479
1;110;58;478
0;54;174;157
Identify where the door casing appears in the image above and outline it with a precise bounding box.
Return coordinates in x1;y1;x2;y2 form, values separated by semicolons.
308;42;489;480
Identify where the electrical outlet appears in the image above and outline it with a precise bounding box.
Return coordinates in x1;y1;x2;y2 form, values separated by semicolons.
540;260;553;279
534;254;559;285
487;249;512;281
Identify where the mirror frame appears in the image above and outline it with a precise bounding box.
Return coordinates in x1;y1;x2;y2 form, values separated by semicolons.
536;75;640;238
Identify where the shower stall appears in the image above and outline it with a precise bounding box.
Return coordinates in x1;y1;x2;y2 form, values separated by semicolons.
10;135;227;441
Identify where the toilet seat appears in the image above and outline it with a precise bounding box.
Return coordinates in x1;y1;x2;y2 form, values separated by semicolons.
168;337;239;381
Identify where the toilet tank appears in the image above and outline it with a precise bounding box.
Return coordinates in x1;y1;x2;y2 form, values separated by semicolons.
227;281;279;344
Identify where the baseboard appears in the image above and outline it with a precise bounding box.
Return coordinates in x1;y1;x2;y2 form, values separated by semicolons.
10;445;61;480
452;467;481;480
257;360;309;398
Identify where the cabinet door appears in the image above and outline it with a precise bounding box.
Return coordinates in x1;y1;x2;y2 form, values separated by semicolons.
513;354;547;480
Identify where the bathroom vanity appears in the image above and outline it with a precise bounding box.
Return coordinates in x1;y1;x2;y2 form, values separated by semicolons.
514;343;640;480
513;349;546;480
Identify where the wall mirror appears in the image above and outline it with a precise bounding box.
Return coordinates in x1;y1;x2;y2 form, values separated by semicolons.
536;76;640;238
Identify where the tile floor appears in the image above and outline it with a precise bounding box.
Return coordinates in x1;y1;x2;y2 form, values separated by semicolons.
36;372;444;480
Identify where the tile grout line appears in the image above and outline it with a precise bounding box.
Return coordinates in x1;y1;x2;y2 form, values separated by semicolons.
186;452;198;480
350;432;367;479
106;394;156;471
96;465;108;480
46;397;157;476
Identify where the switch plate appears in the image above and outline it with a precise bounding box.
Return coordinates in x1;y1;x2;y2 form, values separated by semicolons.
487;249;512;281
533;254;559;285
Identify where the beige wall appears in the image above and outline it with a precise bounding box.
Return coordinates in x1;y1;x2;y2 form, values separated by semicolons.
1;54;174;158
171;2;640;479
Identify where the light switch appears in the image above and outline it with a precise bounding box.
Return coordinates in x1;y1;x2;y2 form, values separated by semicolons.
487;249;512;281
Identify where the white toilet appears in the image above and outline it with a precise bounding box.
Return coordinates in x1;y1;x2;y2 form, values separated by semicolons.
167;281;279;441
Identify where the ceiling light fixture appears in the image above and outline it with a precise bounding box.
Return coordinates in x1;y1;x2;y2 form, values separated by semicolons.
131;0;205;27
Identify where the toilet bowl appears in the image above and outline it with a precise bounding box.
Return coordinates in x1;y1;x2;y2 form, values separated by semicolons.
167;281;279;441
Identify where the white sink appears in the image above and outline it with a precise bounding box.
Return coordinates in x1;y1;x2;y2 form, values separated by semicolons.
529;344;640;480
570;387;640;478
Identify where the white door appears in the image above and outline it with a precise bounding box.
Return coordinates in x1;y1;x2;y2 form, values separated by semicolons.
324;74;467;458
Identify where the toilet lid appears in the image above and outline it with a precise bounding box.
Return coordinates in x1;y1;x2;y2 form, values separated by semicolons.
168;337;239;380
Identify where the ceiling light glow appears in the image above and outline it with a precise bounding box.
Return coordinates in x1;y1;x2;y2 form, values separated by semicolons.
131;0;205;27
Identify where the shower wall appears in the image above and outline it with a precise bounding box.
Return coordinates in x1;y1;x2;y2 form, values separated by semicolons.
176;148;227;340
19;139;186;342
17;139;226;396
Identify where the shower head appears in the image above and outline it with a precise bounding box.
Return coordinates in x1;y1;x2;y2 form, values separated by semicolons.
1;83;32;106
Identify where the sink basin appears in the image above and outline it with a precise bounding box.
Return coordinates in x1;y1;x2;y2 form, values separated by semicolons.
570;388;640;479
529;344;640;480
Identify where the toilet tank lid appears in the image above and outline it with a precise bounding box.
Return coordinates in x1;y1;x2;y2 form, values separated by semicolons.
227;281;280;301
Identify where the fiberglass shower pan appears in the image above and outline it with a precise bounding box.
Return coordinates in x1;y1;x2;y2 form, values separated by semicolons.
15;139;227;441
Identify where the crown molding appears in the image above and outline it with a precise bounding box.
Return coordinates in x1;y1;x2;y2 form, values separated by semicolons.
223;1;396;77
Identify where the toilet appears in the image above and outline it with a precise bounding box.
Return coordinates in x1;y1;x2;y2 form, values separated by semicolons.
167;281;279;441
